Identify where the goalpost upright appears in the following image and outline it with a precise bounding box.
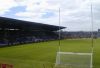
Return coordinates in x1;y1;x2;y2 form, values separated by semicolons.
90;0;94;68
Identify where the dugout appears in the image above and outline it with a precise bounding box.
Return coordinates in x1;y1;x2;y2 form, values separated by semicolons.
0;17;65;46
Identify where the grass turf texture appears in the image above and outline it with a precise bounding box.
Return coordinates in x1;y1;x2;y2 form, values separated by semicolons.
0;39;99;68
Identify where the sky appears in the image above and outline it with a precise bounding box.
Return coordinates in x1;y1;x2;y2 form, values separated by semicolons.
0;0;100;31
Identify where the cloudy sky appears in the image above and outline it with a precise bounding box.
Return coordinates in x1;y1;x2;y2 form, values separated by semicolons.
0;0;100;31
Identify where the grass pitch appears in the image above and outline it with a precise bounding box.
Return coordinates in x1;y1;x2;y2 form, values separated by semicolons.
0;39;100;68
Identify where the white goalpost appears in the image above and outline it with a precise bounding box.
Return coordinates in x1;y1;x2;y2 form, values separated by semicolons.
55;0;94;67
55;52;92;68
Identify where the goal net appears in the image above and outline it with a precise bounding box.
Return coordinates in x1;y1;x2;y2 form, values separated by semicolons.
55;52;92;68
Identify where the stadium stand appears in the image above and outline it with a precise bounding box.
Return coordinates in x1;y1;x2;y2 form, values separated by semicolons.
0;17;65;46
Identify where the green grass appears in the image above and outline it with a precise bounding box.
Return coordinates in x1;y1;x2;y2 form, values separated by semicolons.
0;39;99;68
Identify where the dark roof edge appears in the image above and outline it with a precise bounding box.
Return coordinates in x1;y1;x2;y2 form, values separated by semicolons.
0;16;66;30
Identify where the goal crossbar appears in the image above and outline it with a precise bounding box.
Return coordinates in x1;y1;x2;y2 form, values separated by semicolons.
58;52;92;55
